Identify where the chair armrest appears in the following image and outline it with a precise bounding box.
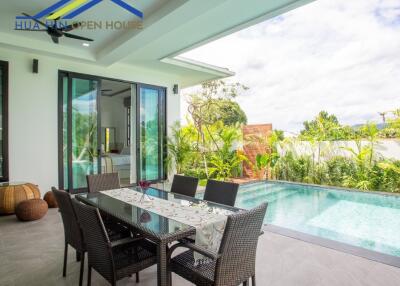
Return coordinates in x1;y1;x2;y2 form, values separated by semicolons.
168;241;220;261
110;237;142;248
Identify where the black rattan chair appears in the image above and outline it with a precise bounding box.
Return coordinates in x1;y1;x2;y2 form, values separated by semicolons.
72;199;157;286
170;175;199;198
203;180;239;207
87;173;120;193
52;187;86;286
168;203;267;286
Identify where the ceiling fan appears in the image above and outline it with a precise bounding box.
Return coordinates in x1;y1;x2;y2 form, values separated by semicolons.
17;13;94;44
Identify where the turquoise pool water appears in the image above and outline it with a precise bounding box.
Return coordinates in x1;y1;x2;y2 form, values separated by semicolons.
235;182;400;257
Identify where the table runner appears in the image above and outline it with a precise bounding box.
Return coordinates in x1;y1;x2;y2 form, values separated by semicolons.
101;188;233;261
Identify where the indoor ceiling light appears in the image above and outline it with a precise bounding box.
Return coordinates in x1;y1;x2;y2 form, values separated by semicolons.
82;43;90;47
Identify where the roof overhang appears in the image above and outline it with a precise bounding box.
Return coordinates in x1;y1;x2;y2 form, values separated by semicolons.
0;0;314;86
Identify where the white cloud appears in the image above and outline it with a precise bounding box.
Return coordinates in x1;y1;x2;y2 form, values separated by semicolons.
180;0;400;133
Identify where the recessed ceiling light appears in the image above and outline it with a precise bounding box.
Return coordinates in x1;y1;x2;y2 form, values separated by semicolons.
82;43;90;47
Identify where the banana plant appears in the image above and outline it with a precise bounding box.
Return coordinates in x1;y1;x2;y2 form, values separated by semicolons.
254;152;280;180
208;124;248;181
209;150;248;181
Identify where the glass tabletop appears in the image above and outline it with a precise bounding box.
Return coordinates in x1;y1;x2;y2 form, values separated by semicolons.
76;187;242;239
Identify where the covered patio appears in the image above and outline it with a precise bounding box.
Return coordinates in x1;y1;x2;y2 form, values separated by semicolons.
1;0;399;285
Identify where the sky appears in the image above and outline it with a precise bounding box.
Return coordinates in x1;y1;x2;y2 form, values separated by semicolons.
180;0;400;134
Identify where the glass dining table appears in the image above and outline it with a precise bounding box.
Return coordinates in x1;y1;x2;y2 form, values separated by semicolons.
76;187;242;286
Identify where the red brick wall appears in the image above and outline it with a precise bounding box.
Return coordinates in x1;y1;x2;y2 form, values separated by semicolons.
242;124;273;178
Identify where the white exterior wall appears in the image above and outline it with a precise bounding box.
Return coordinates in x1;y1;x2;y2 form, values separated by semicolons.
0;47;181;194
279;139;400;161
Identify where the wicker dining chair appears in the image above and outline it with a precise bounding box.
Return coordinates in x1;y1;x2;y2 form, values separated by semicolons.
52;187;87;286
52;187;132;285
86;172;143;241
71;199;157;286
203;180;240;207
168;202;267;286
170;174;199;197
87;173;120;193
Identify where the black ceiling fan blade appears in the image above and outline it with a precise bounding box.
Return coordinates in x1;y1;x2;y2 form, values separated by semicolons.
22;13;48;28
51;36;59;44
14;29;47;32
63;33;94;42
61;22;82;32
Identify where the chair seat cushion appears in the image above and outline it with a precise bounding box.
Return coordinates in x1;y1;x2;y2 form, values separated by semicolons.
114;239;157;280
171;250;215;285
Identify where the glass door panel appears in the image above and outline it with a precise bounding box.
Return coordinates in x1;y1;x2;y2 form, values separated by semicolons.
59;73;100;192
137;85;166;181
71;78;100;189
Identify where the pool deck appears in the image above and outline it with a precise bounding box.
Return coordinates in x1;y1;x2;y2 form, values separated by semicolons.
1;208;399;286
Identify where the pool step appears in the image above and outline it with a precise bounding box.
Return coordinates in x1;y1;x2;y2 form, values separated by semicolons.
236;188;297;206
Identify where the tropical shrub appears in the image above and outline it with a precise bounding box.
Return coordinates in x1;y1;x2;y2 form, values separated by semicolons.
167;96;400;192
166;122;194;174
166;121;248;181
208;125;248;180
257;110;400;192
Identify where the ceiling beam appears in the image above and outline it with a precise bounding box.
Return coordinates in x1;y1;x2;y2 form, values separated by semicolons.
95;0;230;66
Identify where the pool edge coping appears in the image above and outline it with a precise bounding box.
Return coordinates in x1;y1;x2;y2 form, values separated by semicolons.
250;179;400;198
263;224;400;268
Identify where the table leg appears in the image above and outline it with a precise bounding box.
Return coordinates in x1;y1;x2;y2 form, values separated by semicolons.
157;241;169;286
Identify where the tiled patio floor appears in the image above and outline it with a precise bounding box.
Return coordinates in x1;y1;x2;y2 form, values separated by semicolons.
1;209;399;286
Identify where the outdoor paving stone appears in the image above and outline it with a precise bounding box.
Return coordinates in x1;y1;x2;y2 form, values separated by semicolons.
1;209;399;285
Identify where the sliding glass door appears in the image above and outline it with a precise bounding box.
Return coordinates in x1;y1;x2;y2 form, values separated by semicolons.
59;72;101;192
0;61;8;182
137;84;166;182
58;72;167;192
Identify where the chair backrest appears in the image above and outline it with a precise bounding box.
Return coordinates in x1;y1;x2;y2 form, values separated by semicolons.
87;173;120;193
170;175;199;198
215;203;267;286
52;187;84;252
203;180;239;207
71;199;115;283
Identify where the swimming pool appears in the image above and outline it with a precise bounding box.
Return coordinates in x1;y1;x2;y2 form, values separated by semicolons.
235;181;400;258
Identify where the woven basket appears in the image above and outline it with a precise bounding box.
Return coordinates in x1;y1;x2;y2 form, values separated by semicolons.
0;183;41;214
16;199;48;221
44;191;58;208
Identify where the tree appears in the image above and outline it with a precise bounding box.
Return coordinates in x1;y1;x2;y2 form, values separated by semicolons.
186;80;248;177
187;80;248;127
213;99;247;126
300;111;354;141
381;109;400;138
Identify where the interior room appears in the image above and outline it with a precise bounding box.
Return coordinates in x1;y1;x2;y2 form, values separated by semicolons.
100;79;134;186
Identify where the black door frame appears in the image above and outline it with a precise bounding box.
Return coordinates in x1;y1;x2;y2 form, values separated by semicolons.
136;83;167;182
58;71;102;193
0;61;9;182
58;71;167;192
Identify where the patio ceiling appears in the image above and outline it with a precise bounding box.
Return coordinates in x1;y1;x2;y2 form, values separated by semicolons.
0;0;314;87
